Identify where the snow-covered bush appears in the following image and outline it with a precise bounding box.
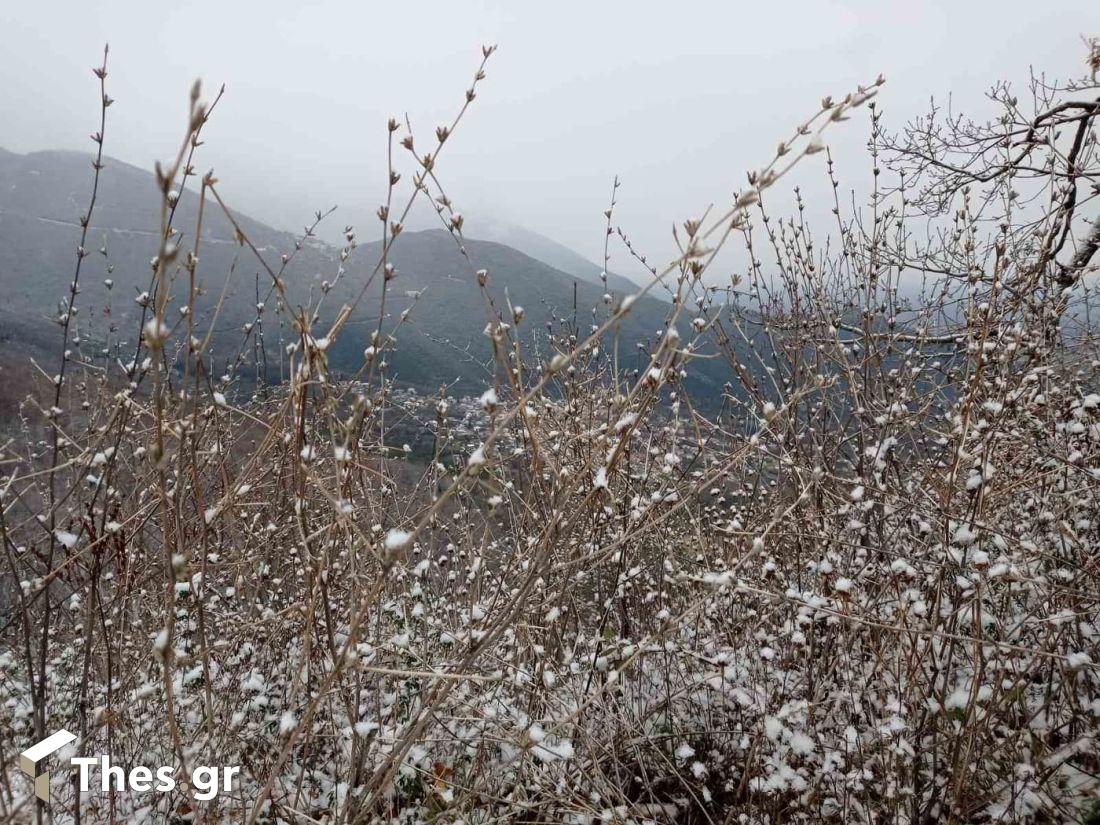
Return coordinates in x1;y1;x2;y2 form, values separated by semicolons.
1;41;1098;824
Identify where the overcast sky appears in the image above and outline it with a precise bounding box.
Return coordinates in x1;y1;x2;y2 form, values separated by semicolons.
1;1;1097;280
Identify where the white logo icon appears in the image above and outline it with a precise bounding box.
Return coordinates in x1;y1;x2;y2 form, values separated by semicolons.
20;729;77;802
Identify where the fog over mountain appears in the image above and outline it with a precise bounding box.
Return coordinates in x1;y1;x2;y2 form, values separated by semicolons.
1;0;1096;283
0;147;740;405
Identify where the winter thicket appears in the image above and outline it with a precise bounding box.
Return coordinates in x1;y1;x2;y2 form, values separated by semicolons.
1;41;1099;824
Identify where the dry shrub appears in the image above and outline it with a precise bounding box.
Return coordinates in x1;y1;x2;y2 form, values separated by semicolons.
1;42;1098;825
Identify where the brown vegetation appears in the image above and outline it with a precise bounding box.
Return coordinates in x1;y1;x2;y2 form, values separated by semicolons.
1;41;1098;824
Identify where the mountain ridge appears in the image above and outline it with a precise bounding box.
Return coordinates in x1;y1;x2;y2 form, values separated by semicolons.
0;147;738;406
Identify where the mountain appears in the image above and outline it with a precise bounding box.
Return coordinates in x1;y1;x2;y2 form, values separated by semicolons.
463;217;642;295
0;149;739;406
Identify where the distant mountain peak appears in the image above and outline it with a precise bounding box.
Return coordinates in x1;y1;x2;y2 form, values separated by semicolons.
0;145;731;406
459;217;644;296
